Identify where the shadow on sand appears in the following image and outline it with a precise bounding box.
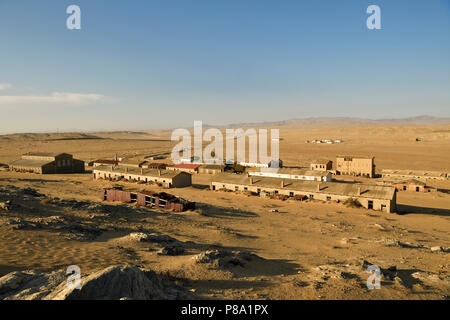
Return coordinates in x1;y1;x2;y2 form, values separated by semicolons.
396;204;450;217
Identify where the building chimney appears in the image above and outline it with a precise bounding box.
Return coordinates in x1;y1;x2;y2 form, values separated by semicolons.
357;187;361;196
158;169;161;176
141;168;143;175
317;183;321;191
281;180;284;188
125;167;128;173
249;177;253;185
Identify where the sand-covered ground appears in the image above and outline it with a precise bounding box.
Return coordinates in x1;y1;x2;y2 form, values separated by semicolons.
0;124;449;300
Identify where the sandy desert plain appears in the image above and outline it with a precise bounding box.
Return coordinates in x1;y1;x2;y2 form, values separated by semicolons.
0;123;449;300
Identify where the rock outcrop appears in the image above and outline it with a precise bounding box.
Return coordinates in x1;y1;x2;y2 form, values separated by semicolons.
0;265;194;300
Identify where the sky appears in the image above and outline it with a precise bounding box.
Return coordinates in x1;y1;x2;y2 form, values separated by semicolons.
0;0;449;133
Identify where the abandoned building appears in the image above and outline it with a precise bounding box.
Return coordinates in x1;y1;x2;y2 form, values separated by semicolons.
198;164;225;174
93;166;192;188
9;152;85;174
210;173;396;213
236;159;283;168
142;162;167;170
167;163;201;174
382;169;449;181
118;158;148;168
310;160;333;171
247;168;332;182
102;188;195;212
93;159;120;167
336;156;375;178
392;180;436;193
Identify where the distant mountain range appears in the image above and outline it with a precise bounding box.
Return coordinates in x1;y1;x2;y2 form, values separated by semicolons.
224;116;450;128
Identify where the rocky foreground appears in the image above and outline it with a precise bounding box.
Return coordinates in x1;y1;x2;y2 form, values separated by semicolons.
0;265;195;300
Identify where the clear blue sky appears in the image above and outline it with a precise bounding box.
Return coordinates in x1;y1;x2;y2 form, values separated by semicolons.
0;0;449;133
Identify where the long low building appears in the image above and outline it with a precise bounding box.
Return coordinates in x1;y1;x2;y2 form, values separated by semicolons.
382;169;448;181
93;165;192;188
210;173;396;213
248;168;332;182
392;180;436;193
9;152;85;174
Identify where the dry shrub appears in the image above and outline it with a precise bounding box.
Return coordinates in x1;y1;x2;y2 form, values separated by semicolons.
343;198;362;208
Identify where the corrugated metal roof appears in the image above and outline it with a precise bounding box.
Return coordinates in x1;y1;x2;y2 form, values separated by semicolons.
93;165;189;179
10;159;53;167
23;152;65;157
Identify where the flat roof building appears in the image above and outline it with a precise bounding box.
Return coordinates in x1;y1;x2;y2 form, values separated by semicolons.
210;173;396;213
93;165;192;188
9;152;85;174
336;156;375;178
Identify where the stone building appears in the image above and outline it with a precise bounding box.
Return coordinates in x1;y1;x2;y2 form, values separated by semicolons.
393;180;436;193
310;160;332;171
336;156;375;178
167;163;201;174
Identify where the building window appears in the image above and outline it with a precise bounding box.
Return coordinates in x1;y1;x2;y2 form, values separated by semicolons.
289;192;294;197
235;186;239;191
309;194;314;199
326;196;331;201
